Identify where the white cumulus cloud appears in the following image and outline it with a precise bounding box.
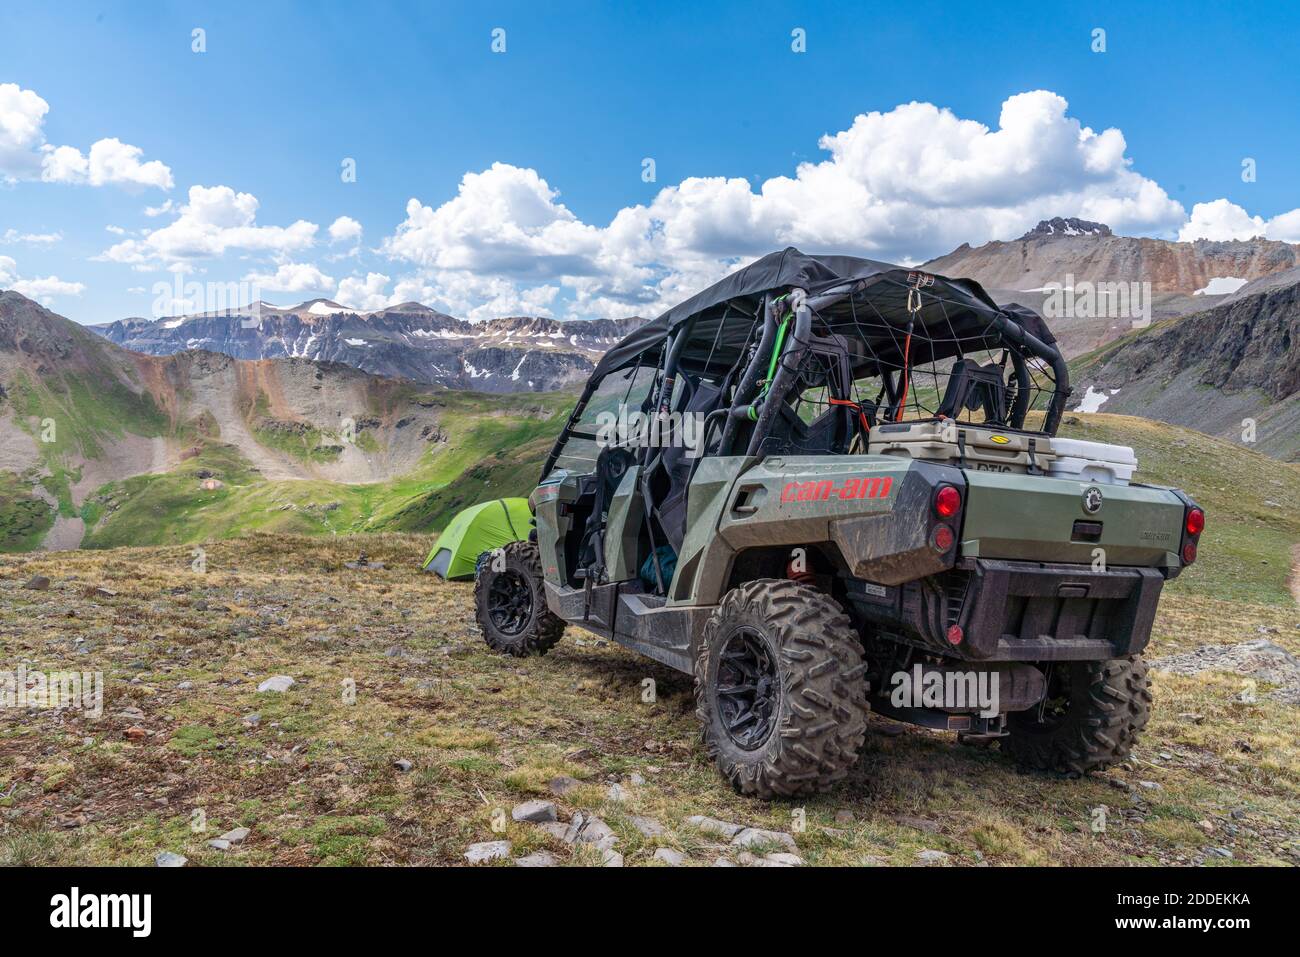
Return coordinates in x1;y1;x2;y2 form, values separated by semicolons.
98;185;319;267
336;272;392;312
245;261;335;293
328;216;363;244
0;254;85;303
41;137;174;190
0;83;49;180
1178;198;1300;243
2;228;62;245
378;91;1189;319
0;83;172;189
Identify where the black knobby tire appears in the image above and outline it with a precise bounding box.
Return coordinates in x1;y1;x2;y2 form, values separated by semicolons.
694;579;869;799
1004;656;1152;774
474;541;565;657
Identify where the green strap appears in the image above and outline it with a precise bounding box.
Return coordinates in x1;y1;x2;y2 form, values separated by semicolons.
759;312;793;397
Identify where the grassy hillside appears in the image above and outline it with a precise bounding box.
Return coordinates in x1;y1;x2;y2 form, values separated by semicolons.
1;520;1294;867
0;471;55;551
5;364;172;517
72;390;573;550
1055;413;1300;606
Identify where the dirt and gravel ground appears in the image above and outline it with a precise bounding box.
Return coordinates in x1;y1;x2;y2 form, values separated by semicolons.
1;533;1297;866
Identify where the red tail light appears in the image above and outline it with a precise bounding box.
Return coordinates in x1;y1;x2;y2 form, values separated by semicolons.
931;524;955;552
934;484;961;519
1181;502;1204;565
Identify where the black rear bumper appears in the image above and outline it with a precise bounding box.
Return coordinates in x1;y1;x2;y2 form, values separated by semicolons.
846;557;1165;662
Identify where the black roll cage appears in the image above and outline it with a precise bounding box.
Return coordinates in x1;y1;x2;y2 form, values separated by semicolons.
541;280;1071;483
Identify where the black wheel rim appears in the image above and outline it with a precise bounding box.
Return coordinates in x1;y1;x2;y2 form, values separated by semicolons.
487;570;533;636
716;627;779;750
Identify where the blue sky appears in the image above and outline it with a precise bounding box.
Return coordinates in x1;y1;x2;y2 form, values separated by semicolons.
2;0;1297;324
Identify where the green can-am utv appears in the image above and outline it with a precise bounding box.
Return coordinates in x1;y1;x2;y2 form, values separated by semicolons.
473;248;1205;799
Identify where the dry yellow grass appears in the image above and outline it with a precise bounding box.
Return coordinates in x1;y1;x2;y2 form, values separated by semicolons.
1;532;1297;866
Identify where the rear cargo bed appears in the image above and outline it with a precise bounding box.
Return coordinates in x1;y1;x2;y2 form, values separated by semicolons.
959;470;1186;569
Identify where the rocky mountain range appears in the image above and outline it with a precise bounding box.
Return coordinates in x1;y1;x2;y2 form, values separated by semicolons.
88;224;1300;392
0;291;568;550
94;300;644;394
924;219;1300;357
1069;272;1300;461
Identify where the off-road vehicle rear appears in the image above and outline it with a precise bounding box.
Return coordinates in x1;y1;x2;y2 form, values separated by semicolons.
474;248;1204;798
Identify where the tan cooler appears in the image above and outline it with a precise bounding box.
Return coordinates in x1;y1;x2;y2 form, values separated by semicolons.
868;420;1056;475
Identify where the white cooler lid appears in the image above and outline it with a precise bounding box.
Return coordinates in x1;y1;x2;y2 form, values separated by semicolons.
1051;437;1137;466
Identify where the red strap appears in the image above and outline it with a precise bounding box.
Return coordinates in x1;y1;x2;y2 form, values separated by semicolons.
895;331;913;422
829;397;872;433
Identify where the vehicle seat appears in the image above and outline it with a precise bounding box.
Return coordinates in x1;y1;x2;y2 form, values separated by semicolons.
938;359;1010;426
652;378;723;553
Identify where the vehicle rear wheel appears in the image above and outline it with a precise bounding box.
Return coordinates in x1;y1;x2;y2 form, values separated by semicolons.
1004;656;1152;774
694;579;869;799
474;541;565;657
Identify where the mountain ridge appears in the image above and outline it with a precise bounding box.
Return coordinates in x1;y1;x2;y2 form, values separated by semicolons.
1069;276;1300;461
0;291;573;550
93;301;645;393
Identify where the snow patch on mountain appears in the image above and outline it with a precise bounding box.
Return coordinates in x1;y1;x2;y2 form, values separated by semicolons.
1194;277;1248;296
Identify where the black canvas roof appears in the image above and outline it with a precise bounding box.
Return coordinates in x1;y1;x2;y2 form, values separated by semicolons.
591;247;1057;381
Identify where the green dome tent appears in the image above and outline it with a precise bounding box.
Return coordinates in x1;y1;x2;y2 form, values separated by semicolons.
421;498;533;580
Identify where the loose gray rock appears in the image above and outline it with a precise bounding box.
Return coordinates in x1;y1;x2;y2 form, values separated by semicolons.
687;815;745;839
537;821;571;842
218;827;250;844
207;839;231;851
573;815;618;850
514;850;558;867
1152;639;1300;704
1138;780;1162;791
155;851;187;867
242;712;261;726
731;828;798;852
737;851;793;867
764;852;804;867
548;776;580;795
916;849;951;865
628;772;646;786
630;815;666;838
177;681;193;691
600;848;624;867
22;575;50;591
257;675;295;693
393;759;413;772
464;840;512;864
653;848;687;866
562;811;587;843
897;815;942;834
606;783;628;802
512;800;558;823
1210;846;1234;859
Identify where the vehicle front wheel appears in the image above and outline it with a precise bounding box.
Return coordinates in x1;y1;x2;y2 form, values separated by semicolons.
1003;656;1152;774
694;579;869;799
474;541;565;657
